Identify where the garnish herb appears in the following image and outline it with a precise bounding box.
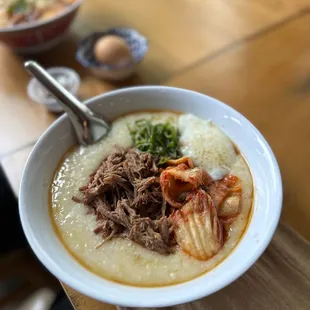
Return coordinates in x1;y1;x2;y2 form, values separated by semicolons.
8;0;29;15
130;119;181;164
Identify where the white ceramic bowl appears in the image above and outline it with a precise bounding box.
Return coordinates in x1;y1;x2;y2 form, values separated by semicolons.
19;86;282;308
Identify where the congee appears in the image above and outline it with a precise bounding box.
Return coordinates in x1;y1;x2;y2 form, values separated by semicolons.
51;112;253;286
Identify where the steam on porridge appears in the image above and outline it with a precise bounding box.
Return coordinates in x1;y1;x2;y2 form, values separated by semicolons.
51;112;253;286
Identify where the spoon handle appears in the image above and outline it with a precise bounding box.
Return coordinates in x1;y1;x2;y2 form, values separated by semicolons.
25;61;93;120
25;61;98;145
25;61;110;146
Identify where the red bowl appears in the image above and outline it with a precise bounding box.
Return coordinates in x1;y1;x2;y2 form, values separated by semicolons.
0;0;83;54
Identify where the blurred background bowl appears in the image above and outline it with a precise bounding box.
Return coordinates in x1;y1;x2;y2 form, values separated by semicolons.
0;0;83;54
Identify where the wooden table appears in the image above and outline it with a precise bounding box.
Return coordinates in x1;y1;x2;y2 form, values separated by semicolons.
1;1;310;309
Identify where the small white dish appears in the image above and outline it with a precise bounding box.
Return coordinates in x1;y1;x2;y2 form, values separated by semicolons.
19;86;282;308
27;67;81;113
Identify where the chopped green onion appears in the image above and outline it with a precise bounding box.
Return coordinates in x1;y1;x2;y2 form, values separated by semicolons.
130;119;181;164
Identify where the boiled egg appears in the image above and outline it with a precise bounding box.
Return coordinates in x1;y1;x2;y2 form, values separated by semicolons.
94;35;132;67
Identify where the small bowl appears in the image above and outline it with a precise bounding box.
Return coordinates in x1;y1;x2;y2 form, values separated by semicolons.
0;0;83;54
27;67;81;113
19;86;282;308
76;28;148;81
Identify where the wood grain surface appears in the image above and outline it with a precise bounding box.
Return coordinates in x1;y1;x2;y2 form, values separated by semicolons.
76;0;310;67
116;222;310;310
1;1;310;309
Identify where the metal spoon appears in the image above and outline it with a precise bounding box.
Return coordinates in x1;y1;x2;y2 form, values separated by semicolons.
24;61;110;146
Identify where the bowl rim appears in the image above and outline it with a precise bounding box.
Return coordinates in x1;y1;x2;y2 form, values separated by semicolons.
0;0;83;33
19;86;283;307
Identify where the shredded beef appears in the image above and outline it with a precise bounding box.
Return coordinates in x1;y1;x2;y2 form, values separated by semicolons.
72;148;174;255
